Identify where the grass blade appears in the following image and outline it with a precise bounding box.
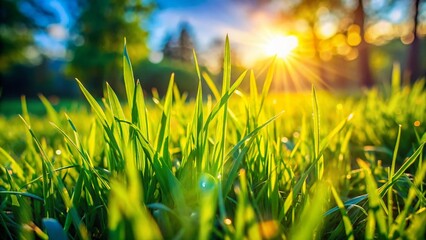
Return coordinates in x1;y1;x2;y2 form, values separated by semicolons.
0;147;24;181
391;62;400;94
290;181;329;240
312;85;323;181
202;72;220;101
198;173;218;240
330;185;354;240
387;124;401;228
76;78;107;125
123;38;135;108
38;94;60;124
358;160;388;238
258;57;276;117
155;73;174;163
379;142;425;196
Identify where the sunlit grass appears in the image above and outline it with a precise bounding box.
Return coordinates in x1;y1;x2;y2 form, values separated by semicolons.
0;37;425;239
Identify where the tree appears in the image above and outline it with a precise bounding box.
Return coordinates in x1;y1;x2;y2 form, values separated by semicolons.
406;0;422;83
0;0;55;71
67;0;154;97
0;0;61;98
354;0;374;87
177;24;195;62
161;23;195;63
162;33;176;60
263;0;380;87
288;0;375;87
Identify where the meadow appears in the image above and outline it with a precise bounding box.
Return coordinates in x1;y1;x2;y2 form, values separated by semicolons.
1;38;425;239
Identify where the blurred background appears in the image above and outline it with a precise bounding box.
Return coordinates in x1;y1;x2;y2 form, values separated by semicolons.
0;0;425;104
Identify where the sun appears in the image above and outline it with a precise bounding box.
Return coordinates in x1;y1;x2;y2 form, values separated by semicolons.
263;35;299;59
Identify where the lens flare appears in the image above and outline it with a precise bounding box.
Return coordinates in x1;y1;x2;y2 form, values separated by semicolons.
263;35;299;59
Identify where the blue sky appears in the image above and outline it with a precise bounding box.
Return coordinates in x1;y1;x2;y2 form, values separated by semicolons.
32;0;425;67
147;0;299;66
26;0;72;59
32;0;289;57
34;0;260;58
148;0;267;50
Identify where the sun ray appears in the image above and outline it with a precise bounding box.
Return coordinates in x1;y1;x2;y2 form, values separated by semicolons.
262;35;299;60
250;30;359;93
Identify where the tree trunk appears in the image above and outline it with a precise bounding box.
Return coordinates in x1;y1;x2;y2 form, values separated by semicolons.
355;0;374;87
406;0;421;84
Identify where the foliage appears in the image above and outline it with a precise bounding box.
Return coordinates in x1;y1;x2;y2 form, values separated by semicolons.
0;0;32;71
162;23;196;63
67;0;154;97
0;40;425;239
0;0;55;71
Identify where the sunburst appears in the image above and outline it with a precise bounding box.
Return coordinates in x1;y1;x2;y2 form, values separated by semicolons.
262;35;299;60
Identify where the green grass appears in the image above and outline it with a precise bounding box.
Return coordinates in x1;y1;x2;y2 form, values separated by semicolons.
0;38;425;239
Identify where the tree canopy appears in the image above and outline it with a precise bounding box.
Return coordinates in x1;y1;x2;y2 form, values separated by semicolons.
0;0;56;71
162;23;195;63
67;0;154;96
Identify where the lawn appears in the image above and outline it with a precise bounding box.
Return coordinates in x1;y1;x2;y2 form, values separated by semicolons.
1;39;425;239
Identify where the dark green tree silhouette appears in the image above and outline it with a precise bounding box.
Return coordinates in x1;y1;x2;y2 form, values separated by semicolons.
162;23;195;63
0;0;55;71
406;0;423;83
67;0;154;97
354;0;373;87
177;24;195;62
